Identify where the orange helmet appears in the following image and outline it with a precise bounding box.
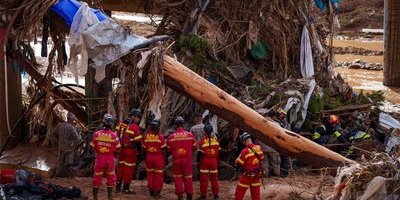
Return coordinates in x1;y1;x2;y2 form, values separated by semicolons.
329;115;339;124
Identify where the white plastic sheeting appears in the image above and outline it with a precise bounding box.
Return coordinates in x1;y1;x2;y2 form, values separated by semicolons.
68;3;147;83
385;129;400;153
379;112;400;130
83;19;147;82
296;79;316;129
284;97;301;130
68;3;99;84
300;25;315;79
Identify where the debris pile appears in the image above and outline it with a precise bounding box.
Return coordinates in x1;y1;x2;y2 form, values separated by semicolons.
336;59;383;71
331;152;400;200
333;46;383;56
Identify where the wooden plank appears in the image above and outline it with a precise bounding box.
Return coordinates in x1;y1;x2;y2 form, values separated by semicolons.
162;55;354;168
321;104;371;117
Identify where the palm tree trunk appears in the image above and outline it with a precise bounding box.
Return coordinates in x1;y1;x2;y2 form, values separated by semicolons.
384;0;400;86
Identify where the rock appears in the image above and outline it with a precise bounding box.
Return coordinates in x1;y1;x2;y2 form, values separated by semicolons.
353;59;362;63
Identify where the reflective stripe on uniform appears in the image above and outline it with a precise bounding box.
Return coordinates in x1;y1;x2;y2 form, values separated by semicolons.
126;130;135;134
348;146;354;154
360;132;371;139
244;150;263;159
144;139;161;143
169;137;193;142
107;171;115;175
134;135;143;140
313;132;321;140
119;161;136;167
94;172;103;176
333;131;341;138
236;158;244;164
200;169;218;174
183;175;192;179
147;168;164;173
173;174;182;178
237;182;249;188
251;182;262;187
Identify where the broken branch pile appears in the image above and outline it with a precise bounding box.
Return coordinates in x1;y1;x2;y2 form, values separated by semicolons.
331;152;400;200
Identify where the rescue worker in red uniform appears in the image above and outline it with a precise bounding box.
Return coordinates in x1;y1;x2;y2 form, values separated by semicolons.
167;116;197;200
234;132;264;200
197;125;220;200
91;114;121;200
115;109;143;194
142;119;167;198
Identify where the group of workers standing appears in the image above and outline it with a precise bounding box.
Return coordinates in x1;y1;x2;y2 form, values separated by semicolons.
88;107;268;200
52;103;368;200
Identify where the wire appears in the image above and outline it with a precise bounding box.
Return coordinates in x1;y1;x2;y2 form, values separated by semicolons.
4;45;14;137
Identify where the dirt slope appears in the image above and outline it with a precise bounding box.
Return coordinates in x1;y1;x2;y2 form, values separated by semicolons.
339;0;384;33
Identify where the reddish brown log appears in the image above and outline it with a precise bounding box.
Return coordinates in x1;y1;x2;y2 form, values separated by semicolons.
163;55;354;167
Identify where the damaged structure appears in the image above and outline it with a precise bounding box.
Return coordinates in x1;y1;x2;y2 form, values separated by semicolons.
0;0;400;199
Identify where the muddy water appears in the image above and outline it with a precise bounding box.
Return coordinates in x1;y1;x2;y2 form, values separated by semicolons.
335;68;400;104
333;38;383;51
0;143;56;177
335;54;383;63
333;38;400;109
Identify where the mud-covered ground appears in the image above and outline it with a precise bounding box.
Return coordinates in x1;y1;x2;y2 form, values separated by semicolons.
1;143;334;200
48;175;334;200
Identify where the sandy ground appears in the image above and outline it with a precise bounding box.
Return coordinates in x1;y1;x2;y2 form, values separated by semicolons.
48;175;334;200
1;144;334;199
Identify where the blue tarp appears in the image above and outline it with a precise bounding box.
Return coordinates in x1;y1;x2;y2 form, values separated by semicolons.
315;0;341;11
51;0;107;27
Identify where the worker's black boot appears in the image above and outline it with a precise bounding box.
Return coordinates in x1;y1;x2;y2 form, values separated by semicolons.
115;181;122;193
186;194;192;200
93;187;99;200
154;191;161;199
107;187;113;200
149;190;155;197
122;183;135;194
213;194;219;199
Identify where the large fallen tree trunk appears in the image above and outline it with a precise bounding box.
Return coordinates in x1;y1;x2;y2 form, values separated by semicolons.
163;55;354;167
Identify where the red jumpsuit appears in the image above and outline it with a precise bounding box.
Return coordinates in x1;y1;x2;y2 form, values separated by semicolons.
167;127;196;198
116;120;142;184
198;136;220;197
235;143;264;200
142;131;167;194
90;129;121;188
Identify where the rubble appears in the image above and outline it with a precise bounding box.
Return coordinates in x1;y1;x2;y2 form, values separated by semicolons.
336;59;383;71
333;46;383;56
330;153;400;200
